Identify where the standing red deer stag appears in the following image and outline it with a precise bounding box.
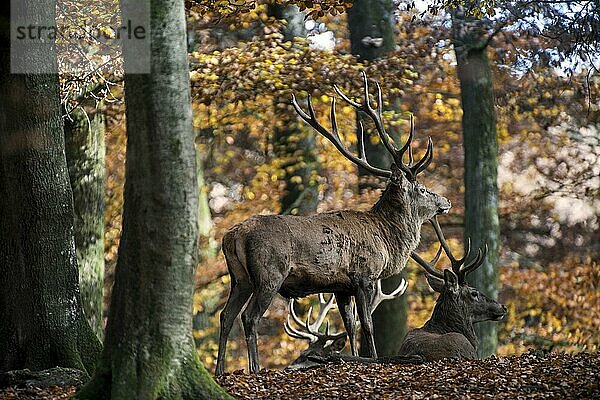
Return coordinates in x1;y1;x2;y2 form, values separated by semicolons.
215;72;451;375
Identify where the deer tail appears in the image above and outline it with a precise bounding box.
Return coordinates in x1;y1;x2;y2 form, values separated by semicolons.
222;225;250;284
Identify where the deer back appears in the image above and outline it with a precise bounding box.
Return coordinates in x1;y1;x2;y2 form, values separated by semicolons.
229;210;416;298
399;329;477;361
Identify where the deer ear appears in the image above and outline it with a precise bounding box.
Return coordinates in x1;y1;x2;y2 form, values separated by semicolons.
443;269;459;294
426;273;445;293
329;336;347;352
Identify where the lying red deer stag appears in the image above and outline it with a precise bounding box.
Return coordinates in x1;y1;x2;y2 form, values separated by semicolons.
215;72;451;375
285;278;407;369
404;217;507;361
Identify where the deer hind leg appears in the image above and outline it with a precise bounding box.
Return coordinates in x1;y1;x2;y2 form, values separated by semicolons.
215;274;252;376
335;293;358;356
355;282;377;358
241;283;280;373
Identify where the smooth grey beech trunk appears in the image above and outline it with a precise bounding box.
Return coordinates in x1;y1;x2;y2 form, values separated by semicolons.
348;0;408;357
268;4;319;216
0;0;101;374
76;0;231;398
451;5;500;358
64;107;106;339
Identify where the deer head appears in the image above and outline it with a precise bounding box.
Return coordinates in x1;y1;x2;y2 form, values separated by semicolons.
292;71;451;224
284;294;347;370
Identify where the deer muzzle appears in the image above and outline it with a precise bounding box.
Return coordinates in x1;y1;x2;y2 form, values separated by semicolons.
437;199;451;214
491;304;508;321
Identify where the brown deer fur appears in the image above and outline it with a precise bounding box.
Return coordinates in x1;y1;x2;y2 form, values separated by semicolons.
215;73;451;375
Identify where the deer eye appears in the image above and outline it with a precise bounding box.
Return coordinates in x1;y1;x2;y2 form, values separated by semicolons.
419;187;426;194
470;291;479;299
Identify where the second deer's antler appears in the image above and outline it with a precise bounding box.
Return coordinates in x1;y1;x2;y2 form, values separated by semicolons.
284;294;346;343
371;278;408;311
411;216;488;283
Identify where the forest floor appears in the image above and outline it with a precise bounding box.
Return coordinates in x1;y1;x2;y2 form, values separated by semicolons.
216;351;599;399
0;351;597;399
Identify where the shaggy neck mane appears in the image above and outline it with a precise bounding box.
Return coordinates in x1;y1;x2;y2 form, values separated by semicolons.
370;183;409;218
367;183;420;274
424;291;478;350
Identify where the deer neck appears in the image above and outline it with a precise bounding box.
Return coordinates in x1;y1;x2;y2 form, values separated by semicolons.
368;184;420;274
423;293;479;351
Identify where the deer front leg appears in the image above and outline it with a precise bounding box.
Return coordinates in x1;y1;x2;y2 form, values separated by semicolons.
335;293;358;356
355;282;377;358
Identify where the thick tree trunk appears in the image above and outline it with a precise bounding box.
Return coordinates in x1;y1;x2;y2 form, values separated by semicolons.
0;0;101;374
76;0;231;398
348;0;407;356
64;108;106;339
268;5;319;216
347;0;395;61
451;6;500;358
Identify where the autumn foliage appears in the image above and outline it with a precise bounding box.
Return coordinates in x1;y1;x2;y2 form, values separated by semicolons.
97;4;599;375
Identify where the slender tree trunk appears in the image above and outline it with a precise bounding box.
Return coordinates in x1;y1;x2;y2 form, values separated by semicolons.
64;107;106;339
451;5;500;358
348;0;407;357
273;112;319;215
269;4;319;216
0;0;101;374
196;141;218;261
76;0;231;398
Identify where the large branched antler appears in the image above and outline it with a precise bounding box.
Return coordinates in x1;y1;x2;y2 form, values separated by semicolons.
430;216;487;283
411;245;444;280
291;71;434;182
284;294;346;343
411;216;488;283
291;92;391;178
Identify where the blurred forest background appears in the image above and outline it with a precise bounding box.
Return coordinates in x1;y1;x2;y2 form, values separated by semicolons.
59;0;598;374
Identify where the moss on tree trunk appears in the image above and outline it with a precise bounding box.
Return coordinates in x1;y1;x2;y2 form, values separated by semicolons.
0;0;101;375
76;0;231;398
64;107;106;339
452;5;500;358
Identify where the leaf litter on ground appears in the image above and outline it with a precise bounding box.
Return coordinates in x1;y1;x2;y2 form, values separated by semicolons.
0;351;597;399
